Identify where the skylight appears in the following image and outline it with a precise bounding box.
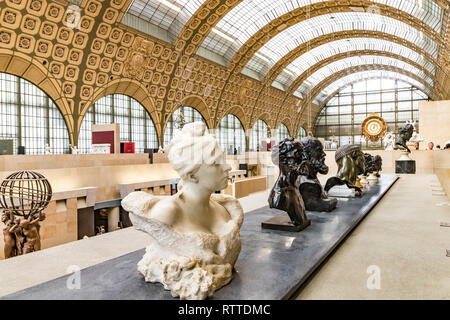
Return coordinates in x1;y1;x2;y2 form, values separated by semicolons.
293;55;433;98
273;38;436;89
312;70;432;105
200;0;442;63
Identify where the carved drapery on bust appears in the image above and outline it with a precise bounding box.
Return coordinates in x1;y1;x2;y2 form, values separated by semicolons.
121;122;243;300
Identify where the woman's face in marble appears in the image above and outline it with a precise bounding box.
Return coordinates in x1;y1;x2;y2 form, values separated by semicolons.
194;161;231;192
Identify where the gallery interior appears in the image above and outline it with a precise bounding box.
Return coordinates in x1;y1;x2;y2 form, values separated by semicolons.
0;0;449;301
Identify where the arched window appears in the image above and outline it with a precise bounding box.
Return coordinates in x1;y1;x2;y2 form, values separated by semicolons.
298;127;307;141
78;94;158;153
163;106;208;146
315;78;428;149
249;120;268;151
277;123;290;142
218;114;246;155
0;73;70;154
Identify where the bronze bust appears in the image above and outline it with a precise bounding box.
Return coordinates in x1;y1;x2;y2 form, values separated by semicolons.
297;137;337;212
364;153;383;177
325;144;365;196
394;123;414;153
268;137;310;228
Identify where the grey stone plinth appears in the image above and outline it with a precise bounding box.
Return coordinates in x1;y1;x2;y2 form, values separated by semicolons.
2;175;399;300
395;160;416;174
261;215;311;232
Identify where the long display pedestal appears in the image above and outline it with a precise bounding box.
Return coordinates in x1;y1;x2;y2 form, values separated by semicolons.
2;175;398;300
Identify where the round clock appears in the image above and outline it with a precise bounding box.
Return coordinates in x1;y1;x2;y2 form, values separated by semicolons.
361;113;387;142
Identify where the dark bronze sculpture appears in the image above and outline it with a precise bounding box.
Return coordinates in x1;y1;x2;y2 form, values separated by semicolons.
364;153;383;177
325;144;365;196
265;137;310;231
297;137;337;212
394;123;414;153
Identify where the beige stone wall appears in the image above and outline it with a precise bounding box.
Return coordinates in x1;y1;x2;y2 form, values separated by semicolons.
0;198;78;260
0;163;178;203
419;100;450;148
0;154;148;171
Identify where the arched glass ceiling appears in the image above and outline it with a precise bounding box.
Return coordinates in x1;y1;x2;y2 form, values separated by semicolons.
273;38;437;89
294;56;433;97
244;12;439;77
312;70;432;104
126;0;206;40
200;0;442;62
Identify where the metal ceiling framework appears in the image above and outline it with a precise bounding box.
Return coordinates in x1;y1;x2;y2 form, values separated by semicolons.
317;74;432;112
293;65;437;130
286;52;436;97
121;0;449;135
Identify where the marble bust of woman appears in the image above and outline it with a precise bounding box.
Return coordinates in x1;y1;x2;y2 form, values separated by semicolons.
121;122;244;300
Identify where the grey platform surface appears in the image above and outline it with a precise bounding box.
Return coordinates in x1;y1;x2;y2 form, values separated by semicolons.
3;174;399;300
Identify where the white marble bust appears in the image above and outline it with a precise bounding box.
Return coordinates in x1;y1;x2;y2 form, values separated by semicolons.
121;122;244;300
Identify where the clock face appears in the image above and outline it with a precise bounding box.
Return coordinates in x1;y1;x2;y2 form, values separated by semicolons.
367;120;382;135
361;114;387;142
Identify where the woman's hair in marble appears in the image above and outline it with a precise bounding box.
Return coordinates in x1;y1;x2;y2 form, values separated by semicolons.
165;121;224;180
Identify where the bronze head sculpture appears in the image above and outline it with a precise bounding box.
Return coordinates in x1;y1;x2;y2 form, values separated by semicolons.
364;153;383;177
325;144;365;196
297;137;337;212
268;137;310;228
395;123;414;153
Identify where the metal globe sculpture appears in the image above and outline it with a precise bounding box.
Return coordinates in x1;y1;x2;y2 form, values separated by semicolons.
0;171;52;218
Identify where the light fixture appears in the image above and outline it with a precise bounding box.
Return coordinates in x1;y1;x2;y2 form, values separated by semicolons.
211;28;235;43
156;0;182;12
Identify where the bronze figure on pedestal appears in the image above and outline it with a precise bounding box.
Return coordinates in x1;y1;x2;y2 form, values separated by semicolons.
325;144;365;196
264;137;311;231
297;137;337;212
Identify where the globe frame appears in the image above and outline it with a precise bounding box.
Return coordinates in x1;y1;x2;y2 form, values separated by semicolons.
0;170;52;218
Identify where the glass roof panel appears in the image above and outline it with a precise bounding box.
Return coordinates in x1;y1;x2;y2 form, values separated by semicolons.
245;12;438;77
312;70;431;104
293;55;433;97
274;38;436;88
200;0;442;62
126;0;206;41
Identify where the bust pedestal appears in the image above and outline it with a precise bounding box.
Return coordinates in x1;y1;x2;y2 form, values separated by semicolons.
395;152;416;174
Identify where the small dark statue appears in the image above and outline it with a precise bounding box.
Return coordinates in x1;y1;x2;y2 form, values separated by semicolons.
266;137;310;231
394;123;414;153
297;137;337;212
325;144;365;196
363;153;383;177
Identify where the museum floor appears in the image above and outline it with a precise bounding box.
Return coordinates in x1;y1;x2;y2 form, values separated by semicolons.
0;174;448;299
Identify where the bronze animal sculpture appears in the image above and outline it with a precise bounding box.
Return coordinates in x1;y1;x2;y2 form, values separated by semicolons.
297;137;337;212
325;144;365;196
268;137;310;228
364;153;383;177
394;123;414;153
